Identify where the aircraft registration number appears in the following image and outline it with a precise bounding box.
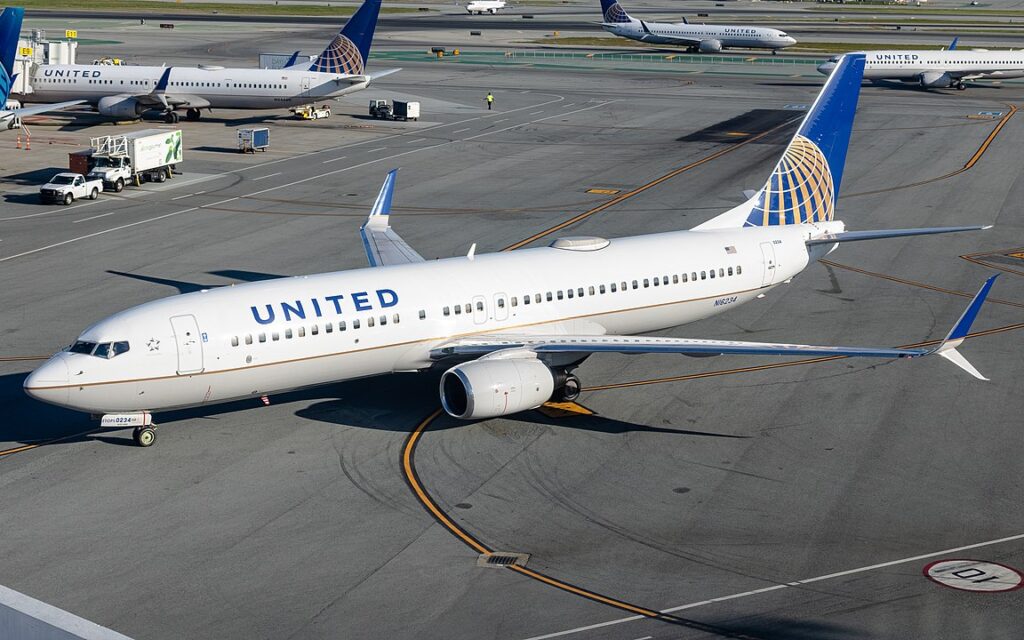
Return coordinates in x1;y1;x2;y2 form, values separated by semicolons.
714;296;738;307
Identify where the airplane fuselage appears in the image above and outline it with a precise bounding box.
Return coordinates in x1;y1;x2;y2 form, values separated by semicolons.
818;50;1024;82
24;64;368;110
24;223;837;414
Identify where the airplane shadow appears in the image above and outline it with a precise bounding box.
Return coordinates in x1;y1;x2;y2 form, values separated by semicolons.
1;166;68;187
106;268;284;293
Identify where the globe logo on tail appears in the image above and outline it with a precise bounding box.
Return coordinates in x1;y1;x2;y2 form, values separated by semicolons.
311;34;365;75
747;134;834;226
603;2;631;23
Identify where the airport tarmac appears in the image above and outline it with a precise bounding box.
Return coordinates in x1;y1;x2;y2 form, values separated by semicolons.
2;18;1024;640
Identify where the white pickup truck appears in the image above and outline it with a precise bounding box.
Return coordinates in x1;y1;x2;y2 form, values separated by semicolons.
39;172;103;205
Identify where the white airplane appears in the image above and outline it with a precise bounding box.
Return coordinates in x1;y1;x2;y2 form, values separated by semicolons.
466;0;506;14
817;45;1024;90
599;0;795;54
0;7;84;129
20;0;395;123
25;54;997;447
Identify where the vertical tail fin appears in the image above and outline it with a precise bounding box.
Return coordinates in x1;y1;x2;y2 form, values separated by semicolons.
694;54;865;230
600;0;633;24
0;7;25;104
309;0;381;75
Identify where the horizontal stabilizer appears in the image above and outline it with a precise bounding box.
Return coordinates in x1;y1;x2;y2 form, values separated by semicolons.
806;225;991;246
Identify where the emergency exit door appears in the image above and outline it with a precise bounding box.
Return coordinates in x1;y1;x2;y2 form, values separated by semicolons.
759;242;777;287
170;314;204;375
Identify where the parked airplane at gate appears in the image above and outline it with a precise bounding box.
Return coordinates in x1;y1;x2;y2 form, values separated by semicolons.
21;0;395;123
0;7;84;128
817;46;1024;90
599;0;795;53
25;54;997;447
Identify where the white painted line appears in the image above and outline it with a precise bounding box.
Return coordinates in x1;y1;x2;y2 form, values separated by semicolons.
74;210;124;224
193;191;206;196
494;118;509;123
453;127;472;134
563;103;575;108
530;110;544;115
252;172;282;181
0;198;104;221
321;155;348;164
367;147;387;153
170;193;193;201
406;138;426;144
521;532;1024;640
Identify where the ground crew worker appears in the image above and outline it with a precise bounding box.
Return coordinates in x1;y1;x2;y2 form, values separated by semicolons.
486;92;494;110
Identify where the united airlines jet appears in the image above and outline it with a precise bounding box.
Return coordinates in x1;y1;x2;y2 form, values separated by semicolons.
21;0;394;123
25;55;997;447
599;0;795;54
0;7;83;128
818;47;1024;90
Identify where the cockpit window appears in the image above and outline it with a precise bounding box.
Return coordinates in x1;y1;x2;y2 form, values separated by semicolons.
829;55;841;62
69;340;97;354
778;32;787;37
68;340;130;358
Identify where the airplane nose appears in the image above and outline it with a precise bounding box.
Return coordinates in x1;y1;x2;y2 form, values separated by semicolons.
24;354;71;407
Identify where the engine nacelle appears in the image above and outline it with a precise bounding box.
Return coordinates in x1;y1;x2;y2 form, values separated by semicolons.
440;358;556;420
919;71;952;88
698;39;723;53
97;95;144;119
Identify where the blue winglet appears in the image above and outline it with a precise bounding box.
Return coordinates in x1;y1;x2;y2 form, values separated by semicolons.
370;168;397;218
944;274;998;343
949;37;959;51
284;50;301;68
0;7;25;104
154;66;172;92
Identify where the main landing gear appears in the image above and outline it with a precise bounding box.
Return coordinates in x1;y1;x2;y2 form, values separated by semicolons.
164;110;180;124
133;426;157;447
955;81;967;91
185;108;202;121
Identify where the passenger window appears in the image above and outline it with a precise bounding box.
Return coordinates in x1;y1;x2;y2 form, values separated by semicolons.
672;275;679;284
325;323;332;333
367;317;375;327
285;328;293;339
610;283;617;292
709;270;715;279
353;319;361;329
663;276;669;285
259;333;267;343
691;272;697;281
272;332;280;341
536;293;542;303
737;265;743;275
557;291;564;300
523;296;531;305
339;321;346;331
298;327;305;337
380;315;387;325
599;284;606;294
719;268;724;277
312;324;320;335
454;305;462;315
464;304;472;314
643;279;650;288
578;288;585;297
231;336;239;347
701;271;706;280
393;314;400;324
419;310;426;319
652;277;659;287
476;301;484;311
567;289;573;299
728;267;733;276
682;273;688;283
443;306;450;316
546;292;553;301
497;298;505;308
632;280;638;289
511;297;517;307
245;335;253;345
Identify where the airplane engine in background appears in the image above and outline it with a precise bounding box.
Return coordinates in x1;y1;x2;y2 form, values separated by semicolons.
440;358;556;420
698;39;723;53
97;95;145;119
919;71;953;88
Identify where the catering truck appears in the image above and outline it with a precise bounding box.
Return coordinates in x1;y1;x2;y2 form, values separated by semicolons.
83;129;183;192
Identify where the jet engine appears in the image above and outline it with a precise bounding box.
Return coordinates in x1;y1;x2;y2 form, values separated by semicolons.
698;39;723;53
440;358;556;419
919;71;953;88
97;96;145;119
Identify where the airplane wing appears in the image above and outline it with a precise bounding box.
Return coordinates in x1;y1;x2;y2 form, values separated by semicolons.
431;275;999;381
359;168;425;267
636;21;700;45
128;67;211;109
1;99;86;125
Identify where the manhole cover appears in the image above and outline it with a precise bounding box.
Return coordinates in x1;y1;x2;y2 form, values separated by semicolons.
477;552;530;569
924;559;1023;592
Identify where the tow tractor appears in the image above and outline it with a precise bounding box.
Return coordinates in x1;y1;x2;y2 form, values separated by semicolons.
292;104;332;120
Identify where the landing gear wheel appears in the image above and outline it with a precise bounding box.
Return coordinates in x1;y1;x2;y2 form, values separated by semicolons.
164;111;179;124
956;82;967;91
133;426;156;447
185;108;201;121
557;373;581;402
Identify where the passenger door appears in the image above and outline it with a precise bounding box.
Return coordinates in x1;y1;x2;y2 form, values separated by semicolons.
169;314;204;374
759;242;777;287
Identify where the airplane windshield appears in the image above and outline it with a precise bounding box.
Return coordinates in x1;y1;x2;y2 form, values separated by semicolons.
50;175;75;185
778;32;788;37
829;55;841;62
68;340;130;358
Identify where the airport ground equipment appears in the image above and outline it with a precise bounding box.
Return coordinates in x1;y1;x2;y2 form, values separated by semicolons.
292;104;332;120
39;172;102;205
368;99;420;121
83;129;182;191
369;98;392;119
237;127;270;153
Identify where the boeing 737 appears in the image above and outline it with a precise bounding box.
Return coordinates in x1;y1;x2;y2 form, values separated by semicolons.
21;0;394;123
25;54;997;447
599;0;795;53
0;7;83;128
818;46;1024;90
